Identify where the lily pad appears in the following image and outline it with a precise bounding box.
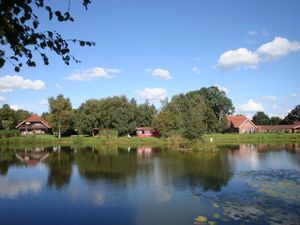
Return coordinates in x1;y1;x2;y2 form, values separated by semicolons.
213;213;220;219
195;216;207;222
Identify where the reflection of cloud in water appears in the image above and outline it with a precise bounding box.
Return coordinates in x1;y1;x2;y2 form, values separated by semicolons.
0;177;41;199
153;159;172;203
68;185;104;206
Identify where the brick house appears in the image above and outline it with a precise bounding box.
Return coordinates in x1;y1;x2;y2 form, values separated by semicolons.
227;115;257;134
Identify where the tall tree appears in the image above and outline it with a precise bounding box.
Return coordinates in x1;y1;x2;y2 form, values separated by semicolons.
135;101;157;127
14;109;30;124
75;99;102;135
0;104;15;130
252;111;271;125
284;105;300;124
187;86;235;132
0;0;95;72
48;95;73;138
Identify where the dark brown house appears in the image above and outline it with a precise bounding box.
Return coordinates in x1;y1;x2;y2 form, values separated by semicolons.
16;114;51;135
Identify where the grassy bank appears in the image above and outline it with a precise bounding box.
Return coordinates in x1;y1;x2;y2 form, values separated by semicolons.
1;133;299;150
0;134;218;151
204;133;300;144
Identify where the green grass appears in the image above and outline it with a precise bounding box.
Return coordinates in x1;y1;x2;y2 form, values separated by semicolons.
1;133;299;150
204;133;300;144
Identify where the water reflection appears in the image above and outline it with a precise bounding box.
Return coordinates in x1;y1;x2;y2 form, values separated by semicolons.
0;177;41;199
0;144;299;225
44;146;73;189
16;147;49;166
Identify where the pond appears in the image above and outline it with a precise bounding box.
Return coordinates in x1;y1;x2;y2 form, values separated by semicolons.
0;144;300;225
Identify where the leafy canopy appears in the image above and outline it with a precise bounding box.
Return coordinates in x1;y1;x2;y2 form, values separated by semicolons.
0;0;95;72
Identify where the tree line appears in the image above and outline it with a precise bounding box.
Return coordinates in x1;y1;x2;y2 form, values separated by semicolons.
252;107;300;125
1;86;300;139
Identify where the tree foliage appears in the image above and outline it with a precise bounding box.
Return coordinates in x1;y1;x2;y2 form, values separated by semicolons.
0;0;95;71
186;86;235;132
284;105;300;124
48;94;73;138
154;90;218;139
270;116;282;125
252;111;271;125
0;104;30;130
75;96;157;136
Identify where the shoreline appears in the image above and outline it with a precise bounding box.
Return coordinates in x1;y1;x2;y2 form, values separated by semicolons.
0;133;300;150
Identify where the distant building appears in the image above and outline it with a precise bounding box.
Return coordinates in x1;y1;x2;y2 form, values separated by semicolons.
257;123;300;133
136;127;159;137
226;115;257;134
16;114;51;135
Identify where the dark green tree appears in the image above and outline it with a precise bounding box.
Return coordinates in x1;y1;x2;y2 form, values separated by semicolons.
187;86;235;132
270;116;282;125
252;111;271;125
75;99;102;135
0;104;15;130
135;101;157;127
153;99;181;137
283;105;300;124
0;0;95;72
48;94;73;138
14;109;30;124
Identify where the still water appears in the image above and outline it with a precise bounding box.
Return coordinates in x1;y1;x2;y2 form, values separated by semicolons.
0;144;299;225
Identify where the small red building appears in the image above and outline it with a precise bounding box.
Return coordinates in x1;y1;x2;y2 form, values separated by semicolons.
227;115;257;134
16;114;51;135
136;127;159;138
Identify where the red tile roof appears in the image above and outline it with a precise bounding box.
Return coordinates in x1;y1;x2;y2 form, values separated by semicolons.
227;115;249;128
16;114;51;128
293;121;300;126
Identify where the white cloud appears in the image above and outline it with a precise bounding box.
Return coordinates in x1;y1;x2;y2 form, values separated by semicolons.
217;48;259;70
217;36;300;71
215;84;229;93
9;104;21;111
257;36;300;60
272;104;278;109
146;68;172;80
0;177;41;199
67;67;121;81
137;87;167;104
192;66;201;74
0;75;45;92
263;95;277;101
240;99;264;112
0;96;5;102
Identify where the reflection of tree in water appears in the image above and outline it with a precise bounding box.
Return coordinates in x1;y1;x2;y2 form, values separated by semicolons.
0;150;20;175
174;152;233;192
44;147;73;189
75;147;138;187
0;160;9;175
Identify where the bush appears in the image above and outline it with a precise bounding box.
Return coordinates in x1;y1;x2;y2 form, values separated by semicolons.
97;129;119;139
0;130;19;138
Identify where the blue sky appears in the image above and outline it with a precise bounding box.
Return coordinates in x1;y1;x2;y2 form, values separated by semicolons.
0;0;299;118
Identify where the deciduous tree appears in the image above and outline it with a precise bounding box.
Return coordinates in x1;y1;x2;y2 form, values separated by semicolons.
0;0;95;72
48;94;73;138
